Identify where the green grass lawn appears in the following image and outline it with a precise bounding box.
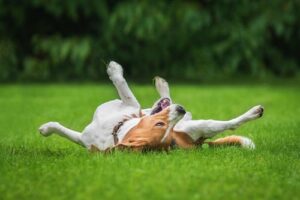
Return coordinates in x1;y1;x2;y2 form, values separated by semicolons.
0;83;300;200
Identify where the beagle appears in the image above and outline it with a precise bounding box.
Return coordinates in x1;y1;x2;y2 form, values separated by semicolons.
39;61;264;152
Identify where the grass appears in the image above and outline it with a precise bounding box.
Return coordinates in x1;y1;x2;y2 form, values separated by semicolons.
0;83;299;200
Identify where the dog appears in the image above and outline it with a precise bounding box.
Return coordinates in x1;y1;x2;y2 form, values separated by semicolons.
39;61;264;152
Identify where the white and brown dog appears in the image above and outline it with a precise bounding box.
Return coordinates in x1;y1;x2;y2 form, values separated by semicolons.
39;61;264;152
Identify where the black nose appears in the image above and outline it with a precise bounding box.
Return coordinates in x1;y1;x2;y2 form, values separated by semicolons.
176;105;186;115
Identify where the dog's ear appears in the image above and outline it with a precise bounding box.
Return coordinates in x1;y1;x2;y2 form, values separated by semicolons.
114;137;150;151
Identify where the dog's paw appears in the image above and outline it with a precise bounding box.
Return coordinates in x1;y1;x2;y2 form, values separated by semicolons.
107;61;123;79
244;105;264;120
39;122;59;137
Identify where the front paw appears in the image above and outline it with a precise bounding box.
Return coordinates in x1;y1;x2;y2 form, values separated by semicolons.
39;122;59;137
107;61;123;80
154;76;170;98
245;105;264;120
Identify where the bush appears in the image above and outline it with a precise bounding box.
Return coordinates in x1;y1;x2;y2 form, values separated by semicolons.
0;0;299;82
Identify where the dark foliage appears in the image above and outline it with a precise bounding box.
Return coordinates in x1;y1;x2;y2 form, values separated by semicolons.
0;0;299;82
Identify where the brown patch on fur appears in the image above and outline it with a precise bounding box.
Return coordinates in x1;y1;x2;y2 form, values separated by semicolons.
170;131;196;149
118;108;172;151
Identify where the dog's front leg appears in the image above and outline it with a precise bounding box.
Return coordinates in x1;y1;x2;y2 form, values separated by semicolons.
175;105;264;139
107;61;140;108
154;76;171;100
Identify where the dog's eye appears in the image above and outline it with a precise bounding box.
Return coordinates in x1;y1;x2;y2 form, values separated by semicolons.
155;122;165;127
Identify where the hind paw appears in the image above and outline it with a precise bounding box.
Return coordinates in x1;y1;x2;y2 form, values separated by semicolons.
245;105;264;120
107;61;123;80
39;122;59;137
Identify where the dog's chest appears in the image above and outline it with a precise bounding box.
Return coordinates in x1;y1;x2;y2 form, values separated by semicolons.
81;100;140;150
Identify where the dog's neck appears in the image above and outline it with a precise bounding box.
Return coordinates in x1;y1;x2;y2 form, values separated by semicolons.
116;117;142;142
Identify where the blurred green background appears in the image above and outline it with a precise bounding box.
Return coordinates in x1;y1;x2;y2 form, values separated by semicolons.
0;0;299;82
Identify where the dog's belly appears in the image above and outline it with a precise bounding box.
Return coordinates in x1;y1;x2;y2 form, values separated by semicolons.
81;99;140;150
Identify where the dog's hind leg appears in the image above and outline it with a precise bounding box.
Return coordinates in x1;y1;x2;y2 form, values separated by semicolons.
107;61;140;108
39;122;84;146
175;105;264;139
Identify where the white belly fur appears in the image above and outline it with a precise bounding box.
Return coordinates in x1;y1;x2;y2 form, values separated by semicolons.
81;99;140;150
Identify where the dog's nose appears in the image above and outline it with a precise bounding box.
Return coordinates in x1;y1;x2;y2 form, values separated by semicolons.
176;105;186;115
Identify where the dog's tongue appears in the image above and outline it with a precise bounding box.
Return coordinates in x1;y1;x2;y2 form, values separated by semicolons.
150;98;170;115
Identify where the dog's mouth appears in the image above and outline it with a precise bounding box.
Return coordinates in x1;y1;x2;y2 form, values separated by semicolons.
150;98;171;115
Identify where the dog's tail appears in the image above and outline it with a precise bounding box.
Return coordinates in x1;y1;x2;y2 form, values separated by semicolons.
206;135;255;149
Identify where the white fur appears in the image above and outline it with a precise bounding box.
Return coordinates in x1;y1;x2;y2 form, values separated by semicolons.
39;61;183;151
174;105;263;141
80;99;141;150
117;118;141;141
240;136;256;149
154;76;171;100
40;61;143;150
39;61;262;151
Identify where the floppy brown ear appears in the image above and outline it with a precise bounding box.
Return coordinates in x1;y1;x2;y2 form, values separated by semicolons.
115;137;150;151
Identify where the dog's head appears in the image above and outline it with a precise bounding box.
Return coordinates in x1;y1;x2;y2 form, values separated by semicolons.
116;102;186;151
